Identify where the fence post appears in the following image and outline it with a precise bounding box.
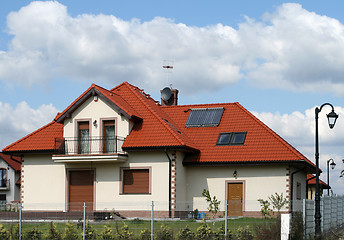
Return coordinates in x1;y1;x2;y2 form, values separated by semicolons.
225;200;228;238
151;201;154;240
19;203;22;240
83;202;86;240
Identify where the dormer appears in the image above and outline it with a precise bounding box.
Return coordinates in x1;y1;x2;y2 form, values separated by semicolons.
53;84;142;163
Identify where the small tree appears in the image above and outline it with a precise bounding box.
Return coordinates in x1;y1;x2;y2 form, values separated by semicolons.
269;192;287;214
202;189;221;219
257;199;273;218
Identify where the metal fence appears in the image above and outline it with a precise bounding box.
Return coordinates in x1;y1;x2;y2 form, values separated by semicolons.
0;200;278;240
303;195;344;237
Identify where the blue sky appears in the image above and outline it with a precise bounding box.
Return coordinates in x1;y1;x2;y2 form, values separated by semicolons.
1;0;344;194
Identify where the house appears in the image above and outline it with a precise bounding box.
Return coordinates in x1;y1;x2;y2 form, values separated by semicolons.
2;82;317;217
306;174;330;199
0;153;21;204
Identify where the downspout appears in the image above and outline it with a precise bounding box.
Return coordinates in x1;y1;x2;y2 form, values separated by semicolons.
290;164;306;214
164;149;172;218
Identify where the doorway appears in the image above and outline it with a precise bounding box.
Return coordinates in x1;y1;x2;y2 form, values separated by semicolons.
227;182;243;216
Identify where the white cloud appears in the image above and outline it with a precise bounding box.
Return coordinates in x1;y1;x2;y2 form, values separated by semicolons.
253;106;344;194
0;101;58;150
2;2;344;94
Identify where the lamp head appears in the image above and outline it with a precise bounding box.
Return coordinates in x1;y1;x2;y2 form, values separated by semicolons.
327;110;339;129
330;161;336;170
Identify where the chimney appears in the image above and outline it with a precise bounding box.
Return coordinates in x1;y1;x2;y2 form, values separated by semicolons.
160;88;179;106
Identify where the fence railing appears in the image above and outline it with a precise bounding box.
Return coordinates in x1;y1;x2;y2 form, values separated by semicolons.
54;136;126;155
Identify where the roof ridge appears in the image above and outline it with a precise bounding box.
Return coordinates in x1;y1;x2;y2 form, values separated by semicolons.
2;121;59;152
124;82;192;147
234;102;311;164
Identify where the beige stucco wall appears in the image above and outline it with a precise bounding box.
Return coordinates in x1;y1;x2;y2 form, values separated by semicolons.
184;165;290;214
22;155;66;211
291;168;307;212
63;96;131;139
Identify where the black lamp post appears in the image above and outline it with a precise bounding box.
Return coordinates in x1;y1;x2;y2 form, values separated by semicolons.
326;159;336;195
314;103;338;238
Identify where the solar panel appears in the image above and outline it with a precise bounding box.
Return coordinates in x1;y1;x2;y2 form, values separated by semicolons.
185;107;224;127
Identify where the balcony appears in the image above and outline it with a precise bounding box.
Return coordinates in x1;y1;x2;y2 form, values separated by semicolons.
0;179;10;190
52;136;128;163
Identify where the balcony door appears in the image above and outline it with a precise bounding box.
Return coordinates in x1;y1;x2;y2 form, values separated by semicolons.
103;120;115;153
78;122;89;154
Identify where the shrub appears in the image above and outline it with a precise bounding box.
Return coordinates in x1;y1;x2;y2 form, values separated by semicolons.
269;193;287;214
9;224;19;240
254;217;280;240
154;224;173;240
118;223;134;240
0;224;9;240
257;199;273;218
176;225;195;240
100;223;116;240
138;229;151;240
213;226;233;240
46;222;62;240
85;220;97;240
290;211;304;240
235;226;253;240
196;222;213;240
193;208;199;219
63;221;79;240
24;226;43;240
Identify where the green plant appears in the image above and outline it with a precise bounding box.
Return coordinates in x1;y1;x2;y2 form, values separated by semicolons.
154;224;173;240
290;211;304;240
254;216;281;240
176;225;195;240
138;229;151;240
196;222;213;240
202;189;221;219
257;198;273;218
193;208;199;219
235;226;253;240
268;193;287;214
0;224;9;240
46;222;62;240
213;226;233;240
85;220;97;240
9;224;19;240
119;223;134;240
63;221;79;240
24;226;42;240
100;223;115;240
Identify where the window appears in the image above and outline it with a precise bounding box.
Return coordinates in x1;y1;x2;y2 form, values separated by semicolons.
217;132;247;145
103;120;115;153
122;169;150;194
0;169;7;187
296;182;301;200
0;194;6;201
185;108;224;127
78;122;89;154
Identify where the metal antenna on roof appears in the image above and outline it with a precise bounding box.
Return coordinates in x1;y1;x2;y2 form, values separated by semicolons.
162;59;174;88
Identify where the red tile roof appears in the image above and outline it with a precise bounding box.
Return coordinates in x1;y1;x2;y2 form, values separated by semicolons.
307;174;330;188
0;153;21;171
2;121;63;153
2;82;316;171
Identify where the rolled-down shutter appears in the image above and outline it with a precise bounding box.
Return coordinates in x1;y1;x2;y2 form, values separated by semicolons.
123;169;149;194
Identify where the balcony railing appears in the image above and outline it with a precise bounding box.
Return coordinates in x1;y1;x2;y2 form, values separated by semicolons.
55;136;126;155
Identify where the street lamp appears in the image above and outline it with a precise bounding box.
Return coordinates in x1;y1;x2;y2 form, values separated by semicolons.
314;103;338;238
326;159;336;195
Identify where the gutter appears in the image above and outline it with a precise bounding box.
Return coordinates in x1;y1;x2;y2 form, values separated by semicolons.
164;149;172;218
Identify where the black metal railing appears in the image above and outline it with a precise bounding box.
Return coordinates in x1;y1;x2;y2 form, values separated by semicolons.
54;136;126;155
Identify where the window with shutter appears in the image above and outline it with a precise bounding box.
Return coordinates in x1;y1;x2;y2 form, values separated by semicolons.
122;169;150;194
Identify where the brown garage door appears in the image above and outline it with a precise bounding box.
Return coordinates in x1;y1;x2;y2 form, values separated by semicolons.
69;170;94;211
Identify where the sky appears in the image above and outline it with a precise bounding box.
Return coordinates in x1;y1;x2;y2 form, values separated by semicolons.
1;0;344;194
